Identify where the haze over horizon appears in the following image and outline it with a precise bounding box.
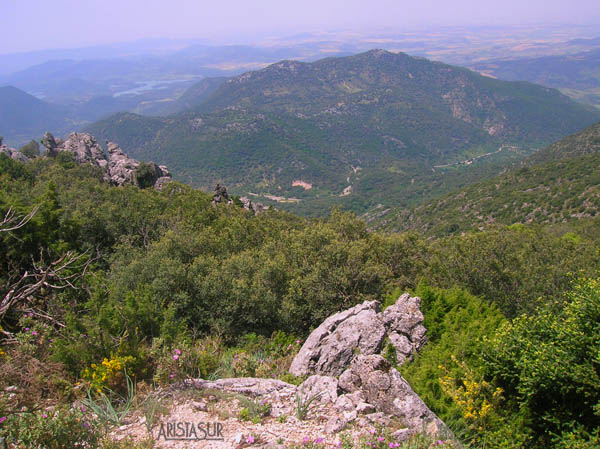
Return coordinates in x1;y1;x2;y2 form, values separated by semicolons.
3;0;600;54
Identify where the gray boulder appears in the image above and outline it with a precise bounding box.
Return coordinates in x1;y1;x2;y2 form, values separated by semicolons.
107;140;138;186
289;294;427;377
289;300;387;377
341;354;448;436
0;145;29;162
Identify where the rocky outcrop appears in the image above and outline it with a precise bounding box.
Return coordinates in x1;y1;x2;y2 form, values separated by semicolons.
40;132;171;189
289;293;427;377
289;300;386;377
212;183;231;204
337;354;447;436
176;293;451;444
0;144;29;162
240;196;270;214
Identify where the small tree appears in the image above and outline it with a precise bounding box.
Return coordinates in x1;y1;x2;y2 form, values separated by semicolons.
19;140;40;158
134;162;157;189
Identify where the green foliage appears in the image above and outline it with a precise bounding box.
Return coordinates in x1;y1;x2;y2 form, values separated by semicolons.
401;285;507;441
133;162;156;189
377;123;600;235
0;406;101;449
18;140;40;158
81;371;136;427
482;276;600;443
237;396;271;423
295;388;323;421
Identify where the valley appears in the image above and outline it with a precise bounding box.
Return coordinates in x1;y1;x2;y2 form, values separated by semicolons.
2;14;600;449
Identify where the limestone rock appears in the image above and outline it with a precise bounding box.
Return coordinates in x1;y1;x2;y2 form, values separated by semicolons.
185;377;297;398
325;415;347;434
290;293;427;377
289;300;386;377
240;196;270;215
299;375;338;404
39;131;171;189
0;145;28;162
107;140;138;186
341;354;447;436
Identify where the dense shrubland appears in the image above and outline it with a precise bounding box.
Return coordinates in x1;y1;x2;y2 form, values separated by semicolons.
1;154;599;447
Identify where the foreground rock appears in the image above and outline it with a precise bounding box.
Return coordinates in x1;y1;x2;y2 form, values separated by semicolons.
289;293;427;377
40;132;171;189
108;293;453;448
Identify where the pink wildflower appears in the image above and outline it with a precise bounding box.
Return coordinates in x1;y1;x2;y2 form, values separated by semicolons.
42;413;48;418
247;435;255;444
172;354;179;360
174;349;181;355
378;436;384;442
0;416;6;424
32;330;37;336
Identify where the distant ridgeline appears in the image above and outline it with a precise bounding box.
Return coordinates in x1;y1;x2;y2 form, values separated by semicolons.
84;49;600;215
1;131;172;190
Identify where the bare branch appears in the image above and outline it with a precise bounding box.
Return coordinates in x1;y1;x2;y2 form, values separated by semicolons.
0;250;92;321
0;205;39;233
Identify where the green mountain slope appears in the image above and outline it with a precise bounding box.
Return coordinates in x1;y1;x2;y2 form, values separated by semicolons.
372;122;600;235
85;50;600;214
0;86;74;145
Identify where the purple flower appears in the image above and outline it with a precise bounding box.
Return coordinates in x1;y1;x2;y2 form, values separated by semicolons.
303;436;310;445
81;406;86;413
32;331;37;336
169;373;175;378
378;436;384;442
174;349;181;355
315;437;325;444
25;327;29;331
172;354;179;360
247;435;255;444
42;413;48;418
82;421;89;429
49;338;54;342
369;428;376;434
0;416;6;424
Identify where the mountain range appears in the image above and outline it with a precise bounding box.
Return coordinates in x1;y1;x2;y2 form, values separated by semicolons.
84;49;600;214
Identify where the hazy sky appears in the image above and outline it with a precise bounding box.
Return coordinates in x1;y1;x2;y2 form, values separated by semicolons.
3;0;600;54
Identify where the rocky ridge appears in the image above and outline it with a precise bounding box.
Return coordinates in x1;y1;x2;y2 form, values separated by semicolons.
40;131;171;189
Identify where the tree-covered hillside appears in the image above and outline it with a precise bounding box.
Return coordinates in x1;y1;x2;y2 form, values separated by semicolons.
373;122;600;235
85;50;600;215
1;152;600;447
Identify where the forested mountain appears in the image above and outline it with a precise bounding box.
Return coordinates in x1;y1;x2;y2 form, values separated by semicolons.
85;50;600;215
372;122;600;235
0;86;74;144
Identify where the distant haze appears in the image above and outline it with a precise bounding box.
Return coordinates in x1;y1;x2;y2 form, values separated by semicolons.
3;0;600;54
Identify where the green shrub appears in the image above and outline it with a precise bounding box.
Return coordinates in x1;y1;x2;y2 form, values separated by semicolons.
0;406;100;449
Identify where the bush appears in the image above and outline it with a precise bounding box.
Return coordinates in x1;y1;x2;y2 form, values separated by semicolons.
482;276;600;444
0;406;100;449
